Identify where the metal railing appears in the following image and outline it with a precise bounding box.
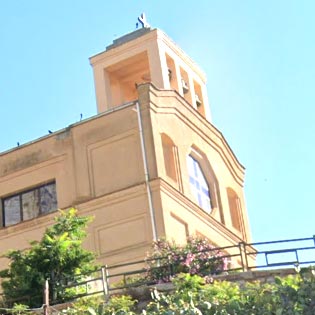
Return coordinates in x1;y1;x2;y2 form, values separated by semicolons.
1;236;315;314
245;236;315;269
48;235;315;304
2;236;314;306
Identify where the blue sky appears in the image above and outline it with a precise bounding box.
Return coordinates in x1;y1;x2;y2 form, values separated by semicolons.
0;1;314;243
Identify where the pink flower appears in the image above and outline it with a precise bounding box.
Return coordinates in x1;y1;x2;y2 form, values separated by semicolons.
184;253;195;267
222;257;228;270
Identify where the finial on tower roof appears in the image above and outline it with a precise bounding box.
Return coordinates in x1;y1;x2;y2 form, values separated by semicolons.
137;13;150;28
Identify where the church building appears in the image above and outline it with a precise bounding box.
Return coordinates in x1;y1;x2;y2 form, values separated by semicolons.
0;22;252;269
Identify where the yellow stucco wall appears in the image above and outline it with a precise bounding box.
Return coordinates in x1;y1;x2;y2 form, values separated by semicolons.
0;28;253;273
0;83;252;271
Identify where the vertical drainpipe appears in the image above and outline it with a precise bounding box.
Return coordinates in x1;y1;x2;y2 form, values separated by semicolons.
136;101;158;242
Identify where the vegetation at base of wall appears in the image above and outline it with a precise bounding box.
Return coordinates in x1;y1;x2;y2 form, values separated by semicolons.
64;267;315;315
64;295;137;315
0;208;97;308
145;237;227;283
1;214;314;314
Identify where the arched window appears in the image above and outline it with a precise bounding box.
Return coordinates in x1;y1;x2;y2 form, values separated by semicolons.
187;155;212;214
227;188;242;231
161;133;177;182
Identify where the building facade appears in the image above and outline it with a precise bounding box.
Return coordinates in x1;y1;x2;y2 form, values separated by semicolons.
0;27;251;270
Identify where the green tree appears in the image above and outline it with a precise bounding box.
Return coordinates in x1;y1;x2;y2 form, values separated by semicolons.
0;208;96;307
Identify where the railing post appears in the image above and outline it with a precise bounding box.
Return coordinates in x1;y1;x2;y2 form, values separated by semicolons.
50;271;57;303
43;279;49;315
243;242;249;270
238;242;245;271
239;242;249;271
168;256;173;279
101;266;109;301
295;249;299;265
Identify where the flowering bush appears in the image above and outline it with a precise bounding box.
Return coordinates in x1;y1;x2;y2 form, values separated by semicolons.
145;236;227;283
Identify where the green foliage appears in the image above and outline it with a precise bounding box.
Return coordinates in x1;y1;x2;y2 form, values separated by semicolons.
145;287;205;315
146;237;227;283
63;295;104;315
67;268;315;315
104;295;137;314
10;303;31;315
143;269;315;315
64;295;137;315
0;208;96;307
172;273;205;293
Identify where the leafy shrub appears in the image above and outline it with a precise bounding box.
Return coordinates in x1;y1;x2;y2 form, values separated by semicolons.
62;267;315;315
145;268;315;315
10;303;32;315
63;295;104;315
145;237;227;283
0;208;97;307
104;295;137;314
64;294;136;315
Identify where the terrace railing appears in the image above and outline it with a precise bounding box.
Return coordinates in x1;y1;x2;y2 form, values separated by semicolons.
48;235;315;304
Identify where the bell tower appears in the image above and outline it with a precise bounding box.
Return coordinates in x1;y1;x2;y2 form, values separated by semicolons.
90;22;211;120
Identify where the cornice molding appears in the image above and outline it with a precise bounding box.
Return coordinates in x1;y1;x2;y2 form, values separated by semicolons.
139;83;245;186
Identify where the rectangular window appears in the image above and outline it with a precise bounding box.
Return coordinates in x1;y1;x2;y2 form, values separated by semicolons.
2;182;57;227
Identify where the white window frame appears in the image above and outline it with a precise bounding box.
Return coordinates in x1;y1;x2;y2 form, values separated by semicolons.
187;155;212;214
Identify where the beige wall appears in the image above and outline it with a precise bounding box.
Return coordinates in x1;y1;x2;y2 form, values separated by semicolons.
90;28;211;121
0;100;154;268
0;83;252;272
139;84;251;241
